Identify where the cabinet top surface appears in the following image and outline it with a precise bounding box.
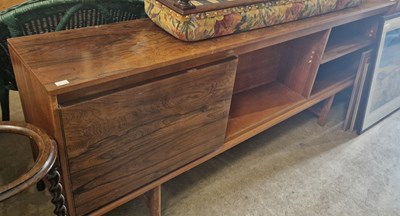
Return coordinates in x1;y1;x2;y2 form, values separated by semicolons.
8;0;394;95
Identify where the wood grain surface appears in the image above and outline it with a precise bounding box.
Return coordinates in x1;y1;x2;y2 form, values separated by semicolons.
60;58;237;215
7;1;396;215
7;0;394;96
143;186;161;216
10;48;77;214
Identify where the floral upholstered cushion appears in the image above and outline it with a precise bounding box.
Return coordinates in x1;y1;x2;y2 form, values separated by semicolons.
145;0;362;41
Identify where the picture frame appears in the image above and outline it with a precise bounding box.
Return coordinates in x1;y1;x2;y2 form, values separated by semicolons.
359;12;400;133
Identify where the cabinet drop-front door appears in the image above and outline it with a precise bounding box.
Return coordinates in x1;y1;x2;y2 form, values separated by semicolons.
60;57;238;215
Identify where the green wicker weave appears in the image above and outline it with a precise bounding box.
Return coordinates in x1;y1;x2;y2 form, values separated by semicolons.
0;0;147;120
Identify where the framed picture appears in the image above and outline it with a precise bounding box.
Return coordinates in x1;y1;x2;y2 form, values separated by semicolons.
359;13;400;133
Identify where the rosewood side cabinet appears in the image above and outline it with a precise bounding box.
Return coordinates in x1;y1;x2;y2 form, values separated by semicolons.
7;0;397;215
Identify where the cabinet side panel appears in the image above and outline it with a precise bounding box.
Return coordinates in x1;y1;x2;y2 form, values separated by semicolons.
61;58;238;215
278;29;331;97
9;47;77;216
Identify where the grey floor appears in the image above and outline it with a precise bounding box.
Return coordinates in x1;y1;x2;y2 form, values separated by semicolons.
1;91;400;216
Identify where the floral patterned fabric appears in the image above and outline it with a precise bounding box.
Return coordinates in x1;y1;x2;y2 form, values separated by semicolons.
145;0;362;41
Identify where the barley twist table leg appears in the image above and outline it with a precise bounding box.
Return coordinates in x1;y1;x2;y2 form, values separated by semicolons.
47;168;67;216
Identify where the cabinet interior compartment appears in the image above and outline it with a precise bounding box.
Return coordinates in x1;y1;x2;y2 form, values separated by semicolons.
322;16;379;64
311;51;363;97
227;30;330;140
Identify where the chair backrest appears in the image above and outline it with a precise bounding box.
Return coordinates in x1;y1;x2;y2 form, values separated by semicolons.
0;0;147;90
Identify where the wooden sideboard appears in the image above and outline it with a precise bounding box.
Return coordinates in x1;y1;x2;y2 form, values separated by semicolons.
7;0;396;215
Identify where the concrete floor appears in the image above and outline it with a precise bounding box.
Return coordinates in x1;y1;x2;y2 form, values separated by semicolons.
1;91;400;216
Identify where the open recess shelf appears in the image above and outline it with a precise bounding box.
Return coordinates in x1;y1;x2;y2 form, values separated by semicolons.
226;82;305;139
311;53;360;97
321;37;373;64
321;16;378;64
226;59;357;140
226;30;330;140
225;18;374;140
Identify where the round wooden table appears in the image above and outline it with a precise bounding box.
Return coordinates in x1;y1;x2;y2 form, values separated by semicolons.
0;122;66;216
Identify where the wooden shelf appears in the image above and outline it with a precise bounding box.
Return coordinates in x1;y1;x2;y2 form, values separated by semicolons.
321;37;373;64
226;82;305;139
311;60;358;96
226;57;359;140
226;68;355;141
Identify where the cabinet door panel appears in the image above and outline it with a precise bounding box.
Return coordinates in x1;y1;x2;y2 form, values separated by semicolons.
60;58;237;215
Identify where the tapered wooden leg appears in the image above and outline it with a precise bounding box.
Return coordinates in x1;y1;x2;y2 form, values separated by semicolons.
143;185;161;216
47;168;67;216
317;95;335;126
